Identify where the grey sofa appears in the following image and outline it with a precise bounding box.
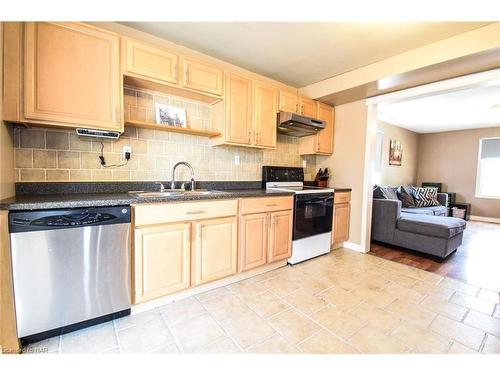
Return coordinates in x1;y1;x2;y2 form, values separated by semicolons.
372;198;466;261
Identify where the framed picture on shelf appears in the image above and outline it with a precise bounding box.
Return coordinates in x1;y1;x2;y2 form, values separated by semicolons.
154;103;187;128
389;139;402;166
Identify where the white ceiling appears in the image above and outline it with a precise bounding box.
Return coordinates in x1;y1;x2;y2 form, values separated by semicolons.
377;82;500;133
121;22;489;87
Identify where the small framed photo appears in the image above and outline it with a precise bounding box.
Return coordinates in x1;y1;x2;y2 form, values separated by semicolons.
154;103;187;128
389;139;403;166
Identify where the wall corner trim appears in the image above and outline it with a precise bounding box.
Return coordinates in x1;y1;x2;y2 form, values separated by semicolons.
342;241;366;253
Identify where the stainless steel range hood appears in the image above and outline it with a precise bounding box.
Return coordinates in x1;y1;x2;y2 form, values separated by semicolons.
277;111;326;137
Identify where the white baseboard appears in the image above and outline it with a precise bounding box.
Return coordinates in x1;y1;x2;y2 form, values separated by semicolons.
469;215;500;224
342;241;367;253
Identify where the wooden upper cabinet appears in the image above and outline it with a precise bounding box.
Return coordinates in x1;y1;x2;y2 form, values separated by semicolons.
239;213;268;272
134;223;191;303
123;38;179;84
253;81;277;148
268;210;293;263
299;96;316;117
299;102;334;155
193;216;238;286
225;73;253;145
278;90;298;113
182;57;223;96
23;22;122;131
316;102;334;154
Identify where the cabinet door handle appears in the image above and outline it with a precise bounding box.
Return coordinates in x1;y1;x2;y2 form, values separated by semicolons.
248;131;252;144
186;210;205;215
174;63;178;80
185;66;189;83
301;104;304;114
266;203;278;207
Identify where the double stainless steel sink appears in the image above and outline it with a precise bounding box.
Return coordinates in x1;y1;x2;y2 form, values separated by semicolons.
129;189;223;198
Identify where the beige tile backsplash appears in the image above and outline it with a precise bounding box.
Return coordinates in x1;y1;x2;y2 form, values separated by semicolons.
14;88;316;183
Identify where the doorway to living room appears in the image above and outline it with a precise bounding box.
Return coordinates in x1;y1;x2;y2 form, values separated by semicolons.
364;68;500;291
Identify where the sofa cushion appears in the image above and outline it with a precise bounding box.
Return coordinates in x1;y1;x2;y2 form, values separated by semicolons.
397;213;466;239
373;185;386;199
413;187;440;207
401;207;434;215
397;186;416;208
430;206;448;216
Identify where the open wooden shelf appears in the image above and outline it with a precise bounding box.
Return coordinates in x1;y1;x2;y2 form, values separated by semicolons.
125;120;221;138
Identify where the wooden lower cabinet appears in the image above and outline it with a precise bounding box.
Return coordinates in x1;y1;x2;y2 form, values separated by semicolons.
268;210;293;262
134;223;191;303
332;202;350;245
193;216;238;286
239;213;268;272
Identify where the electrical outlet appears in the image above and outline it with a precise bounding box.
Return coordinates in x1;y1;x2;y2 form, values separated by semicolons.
302;159;307;168
123;146;132;159
234;155;240;165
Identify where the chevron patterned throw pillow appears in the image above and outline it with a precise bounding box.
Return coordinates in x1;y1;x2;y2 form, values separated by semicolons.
413;187;440;207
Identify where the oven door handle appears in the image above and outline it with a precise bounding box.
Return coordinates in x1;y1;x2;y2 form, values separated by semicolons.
297;197;333;205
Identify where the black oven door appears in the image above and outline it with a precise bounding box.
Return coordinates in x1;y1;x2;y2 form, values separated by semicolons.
293;193;333;240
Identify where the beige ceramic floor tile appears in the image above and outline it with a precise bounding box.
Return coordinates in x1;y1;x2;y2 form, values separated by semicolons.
196;287;232;302
447;341;479;354
494;305;500;319
348;326;409;354
150;343;180;353
260;276;303;297
476;288;500;304
391;321;452;354
115;308;162;331
464;310;500;337
298;330;359;354
386;299;437;328
171;313;226;352
451;292;497;315
60;322;117;353
319;287;364;311
268;309;321;345
481;334;500;354
352;287;397;308
420;294;468;321
243;290;290;318
227;279;267;298
438;278;480;297
194;337;242;354
159;297;206;325
221;311;276;349
117;316;174;353
24;336;60;354
310;305;365;340
284;289;328;316
201;294;251;322
380;271;419;288
384;282;426;304
412;280;455;300
350;302;402;334
245;334;299;354
429;315;486;351
297;276;333;295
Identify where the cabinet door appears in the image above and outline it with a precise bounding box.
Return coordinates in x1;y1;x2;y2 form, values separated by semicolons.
239;213;268;272
332;203;350;244
268;210;293;263
124;38;179;84
299;97;316;118
182;57;223;96
24;22;122;131
134;223;191;303
316;102;334;154
193;216;238;285
254;81;277;148
278;91;298;113
225;73;253;145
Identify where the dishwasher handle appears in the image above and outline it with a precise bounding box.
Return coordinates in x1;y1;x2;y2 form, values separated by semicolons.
9;205;131;233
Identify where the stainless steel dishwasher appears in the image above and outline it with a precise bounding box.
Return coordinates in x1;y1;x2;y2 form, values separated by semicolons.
9;206;131;345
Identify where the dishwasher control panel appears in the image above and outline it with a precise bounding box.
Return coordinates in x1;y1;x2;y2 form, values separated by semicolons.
9;206;131;233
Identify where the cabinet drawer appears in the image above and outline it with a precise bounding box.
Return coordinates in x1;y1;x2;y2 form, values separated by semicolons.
133;200;238;226
239;196;293;215
334;192;351;204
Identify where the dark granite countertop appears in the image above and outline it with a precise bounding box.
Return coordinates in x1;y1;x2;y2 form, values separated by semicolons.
0;181;352;211
0;189;294;211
